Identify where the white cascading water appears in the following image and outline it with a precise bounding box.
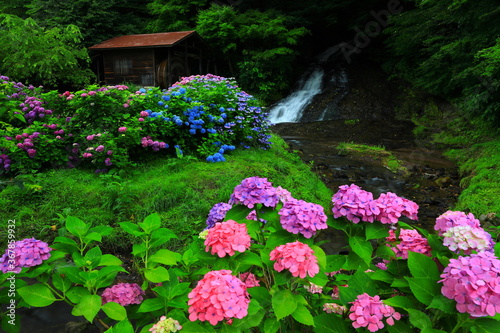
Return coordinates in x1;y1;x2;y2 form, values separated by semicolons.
267;68;324;123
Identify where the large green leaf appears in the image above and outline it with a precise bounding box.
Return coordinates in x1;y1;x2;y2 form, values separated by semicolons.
272;289;297;320
145;266;170;283
408;252;439;280
348;236;373;266
118;222;144;237
407;309;432;331
137;298;164;313
65;216;90;238
72;294;101;323
428;294;458;314
365;222;389;240
149;249;182;266
138;213;162;234
314;313;349;333
102;302;127;321
291;305;314;326
18;284;57;307
406;277;440;306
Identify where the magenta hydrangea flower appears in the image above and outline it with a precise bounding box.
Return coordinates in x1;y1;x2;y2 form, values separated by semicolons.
375;192;419;224
101;283;145;306
204;220;251;257
229;177;279;208
278;199;328;238
206;202;233;229
149;316;182;333
386;229;432;259
0;238;52;273
435;210;481;236
239;272;260;288
348;293;401;332
270;241;319;278
331;184;380;223
439;251;500;317
188;270;250;325
442;225;494;254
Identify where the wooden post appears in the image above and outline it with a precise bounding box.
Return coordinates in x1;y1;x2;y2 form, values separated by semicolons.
167;48;172;87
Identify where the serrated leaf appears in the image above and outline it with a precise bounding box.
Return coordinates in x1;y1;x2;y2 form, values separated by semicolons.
407;309;432;330
149;249;181;266
311;244;327;269
102;302;127;321
383;295;417;310
105;319;135;333
314;313;349;333
18;284;57;307
83;232;102;243
119;222;144;237
52;273;72;293
272;289;297;320
65;286;90;303
66;216;89;238
406;277;440;306
99;254;123;266
263;317;280;333
365;222;389;240
291;305;314;326
349;236;373;266
137;298;164;313
408;252;439;280
145;266;170;283
72;294;101;322
428;294;458;314
138;213;161;234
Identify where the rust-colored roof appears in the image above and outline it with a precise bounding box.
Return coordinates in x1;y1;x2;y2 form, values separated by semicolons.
89;31;197;50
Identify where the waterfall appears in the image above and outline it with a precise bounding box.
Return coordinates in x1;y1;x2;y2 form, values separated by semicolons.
267;68;324;123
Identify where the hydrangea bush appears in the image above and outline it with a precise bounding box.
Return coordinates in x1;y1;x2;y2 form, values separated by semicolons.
0;74;272;175
2;178;499;332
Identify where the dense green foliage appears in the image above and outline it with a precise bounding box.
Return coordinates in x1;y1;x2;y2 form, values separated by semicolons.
0;15;94;89
0;135;333;250
383;0;499;125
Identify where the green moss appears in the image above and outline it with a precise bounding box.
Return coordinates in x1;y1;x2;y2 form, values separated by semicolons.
336;143;408;175
0;135;332;251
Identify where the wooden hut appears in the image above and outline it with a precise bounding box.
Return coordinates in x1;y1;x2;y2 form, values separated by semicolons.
89;31;216;89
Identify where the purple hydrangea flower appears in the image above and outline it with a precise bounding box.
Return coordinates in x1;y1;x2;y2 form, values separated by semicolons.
331;184;380;223
206;202;233;229
435;210;481;236
101;283;145;306
439;251;500;317
279;199;328;238
229;177;279;209
0;238;52;273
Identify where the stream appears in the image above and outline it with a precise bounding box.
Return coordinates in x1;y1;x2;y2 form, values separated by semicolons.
267;57;462;233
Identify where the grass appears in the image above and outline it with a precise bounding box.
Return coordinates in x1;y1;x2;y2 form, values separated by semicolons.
336;142;408;175
0;135;333;252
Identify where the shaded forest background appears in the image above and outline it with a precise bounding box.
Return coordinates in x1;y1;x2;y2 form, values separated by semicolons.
0;0;498;125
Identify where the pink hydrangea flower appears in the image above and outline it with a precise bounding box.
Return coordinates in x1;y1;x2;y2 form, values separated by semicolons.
95;145;105;152
140;111;149;117
331;184;380;223
348;293;401;332
118;127;127;133
206;202;233;229
204;220;251;257
439;251;500;317
375;192;419;224
0;238;52;273
229;177;279;208
239;272;260;288
101;283;145;306
442;225;493;254
323;303;347;315
149;316;182;333
188;270;250;325
386;229;432;259
276;186;294;203
245;210;267;224
435;210;481;236
270;241;319;278
278;199;328;238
